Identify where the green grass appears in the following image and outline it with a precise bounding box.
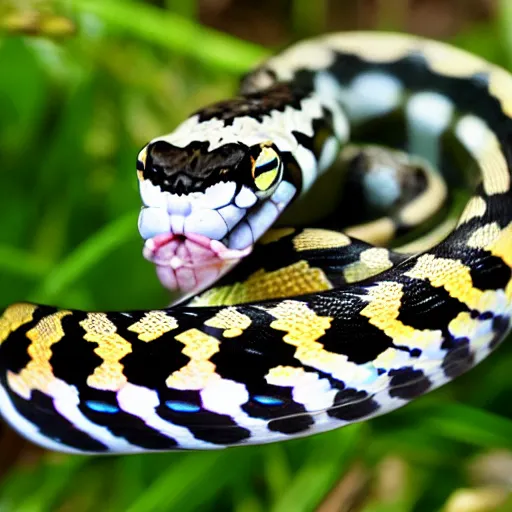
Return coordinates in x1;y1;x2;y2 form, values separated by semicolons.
1;1;512;511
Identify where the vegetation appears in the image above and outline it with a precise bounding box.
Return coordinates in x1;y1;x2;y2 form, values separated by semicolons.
0;1;511;510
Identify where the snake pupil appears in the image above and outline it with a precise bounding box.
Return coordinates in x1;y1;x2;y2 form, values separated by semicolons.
254;157;279;176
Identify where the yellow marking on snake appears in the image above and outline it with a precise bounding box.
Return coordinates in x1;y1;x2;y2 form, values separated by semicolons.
489;67;512;118
360;282;443;351
424;40;489;78
190;261;331;306
0;303;37;346
467;223;501;249
479;139;510;196
405;255;484;309
487;223;512;268
345;218;396;246
343;248;393;284
292;228;350;251
449;312;495;350
7;310;71;399
405;251;511;311
80;313;132;391
485;223;512;299
264;301;374;383
265;366;308;387
265;365;331;391
326;32;418;63
204;308;252;338
128;311;178;342
373;347;413;371
165;329;220;390
457;196;487;225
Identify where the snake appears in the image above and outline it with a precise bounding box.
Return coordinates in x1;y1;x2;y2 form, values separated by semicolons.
0;32;511;455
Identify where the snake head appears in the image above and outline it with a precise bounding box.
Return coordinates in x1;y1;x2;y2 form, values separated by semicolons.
136;139;297;294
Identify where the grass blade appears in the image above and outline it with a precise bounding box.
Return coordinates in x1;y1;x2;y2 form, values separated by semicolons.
271;425;363;512
0;246;51;280
125;452;236;512
424;403;512;450
30;210;138;304
62;0;269;73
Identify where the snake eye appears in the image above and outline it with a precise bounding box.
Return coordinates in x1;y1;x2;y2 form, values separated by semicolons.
251;146;282;194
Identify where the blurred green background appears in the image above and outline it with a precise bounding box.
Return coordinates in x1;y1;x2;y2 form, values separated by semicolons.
1;0;512;511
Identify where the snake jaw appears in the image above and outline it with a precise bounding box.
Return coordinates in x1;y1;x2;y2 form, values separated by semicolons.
143;232;252;293
137;178;296;293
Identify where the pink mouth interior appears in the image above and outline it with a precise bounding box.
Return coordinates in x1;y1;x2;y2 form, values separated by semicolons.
143;233;251;293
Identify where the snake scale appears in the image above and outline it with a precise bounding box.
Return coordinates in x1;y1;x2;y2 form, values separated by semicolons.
0;32;511;454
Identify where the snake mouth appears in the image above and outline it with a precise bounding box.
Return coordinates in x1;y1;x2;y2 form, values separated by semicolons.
138;178;297;293
143;233;252;293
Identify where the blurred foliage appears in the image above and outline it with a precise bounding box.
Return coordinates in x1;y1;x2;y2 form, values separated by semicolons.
0;0;512;511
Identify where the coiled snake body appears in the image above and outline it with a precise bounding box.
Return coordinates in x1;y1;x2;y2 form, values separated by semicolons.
0;33;511;454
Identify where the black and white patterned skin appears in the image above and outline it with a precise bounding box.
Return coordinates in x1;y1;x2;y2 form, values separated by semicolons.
0;32;511;454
